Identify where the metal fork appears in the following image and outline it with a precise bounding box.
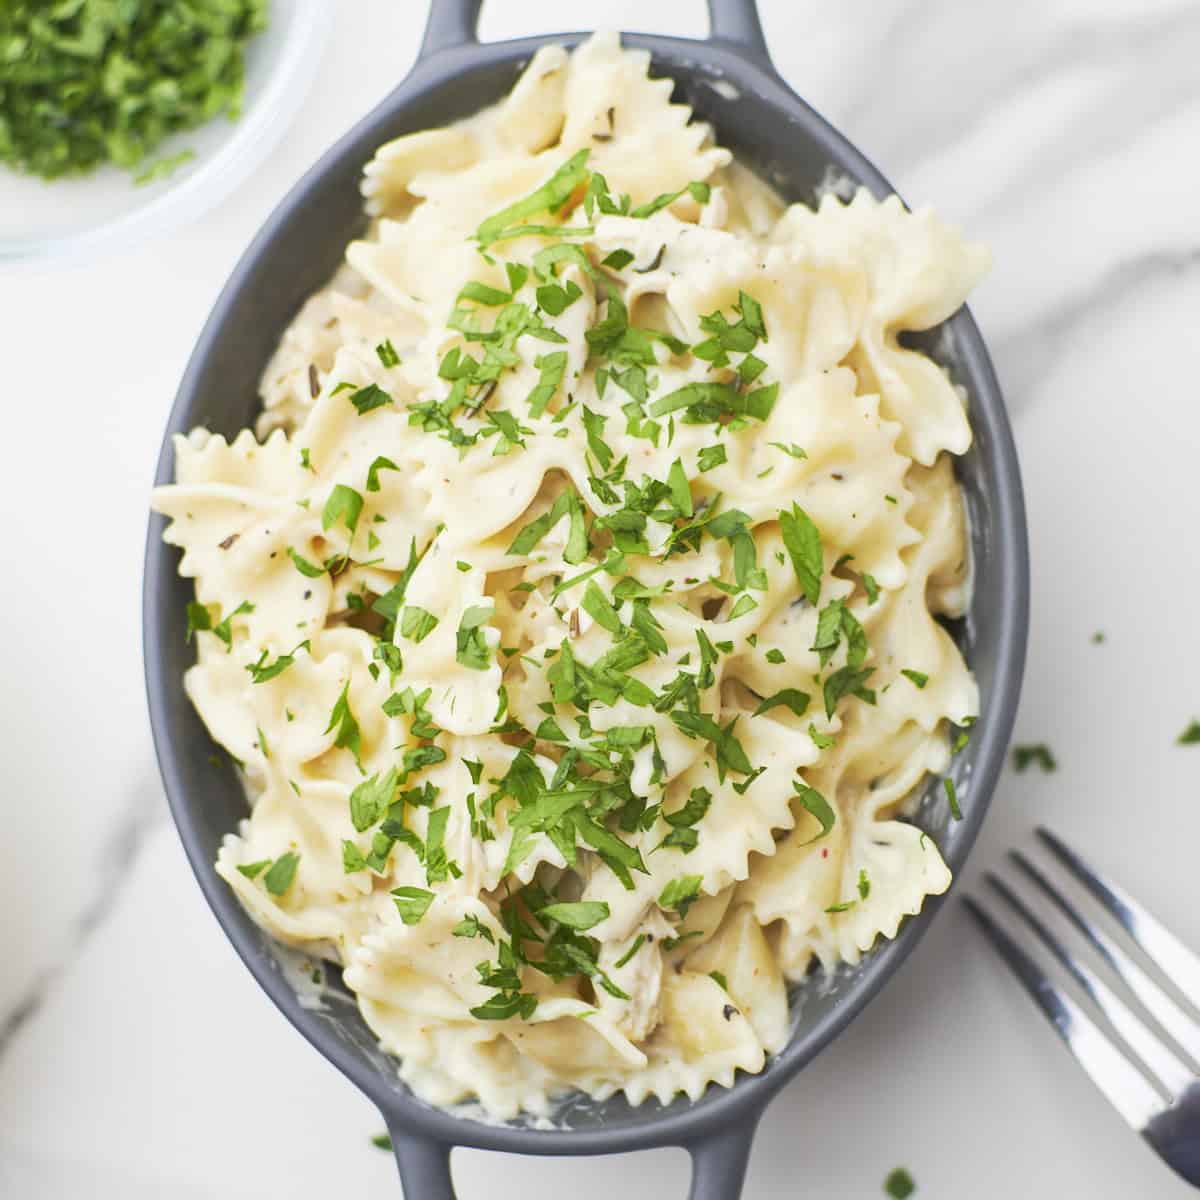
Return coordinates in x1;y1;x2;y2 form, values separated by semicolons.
965;826;1200;1189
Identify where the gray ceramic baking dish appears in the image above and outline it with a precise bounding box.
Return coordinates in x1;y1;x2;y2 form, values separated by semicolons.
143;2;1029;1195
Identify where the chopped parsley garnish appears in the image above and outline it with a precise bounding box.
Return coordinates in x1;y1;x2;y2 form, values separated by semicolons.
263;852;300;897
901;668;929;689
246;640;309;684
454;914;496;943
184;601;213;642
382;686;440;740
614;934;646;968
779;503;823;606
648;380;777;421
526;351;568;416
537;900;610;931
602;248;635;270
348;383;391;415
793;781;835;840
455;605;493;670
581;581;622;633
657;786;712;854
944;776;962;820
372;537;428;626
349;768;399;832
1013;744;1057;773
371;1134;393;1151
507;489;588;562
391;886;435;925
366;456;399;492
185;599;253;650
322;484;364;537
287;547;326;578
400;606;439;643
753;689;810;718
629;180;710;218
808;723;835;750
341;841;368;874
325;683;363;766
475;149;591;247
422;807;458;884
669;711;753;781
458;280;513;306
823;663;875;719
658;875;703;918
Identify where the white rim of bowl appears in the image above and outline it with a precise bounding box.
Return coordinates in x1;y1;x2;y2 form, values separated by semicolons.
0;0;335;268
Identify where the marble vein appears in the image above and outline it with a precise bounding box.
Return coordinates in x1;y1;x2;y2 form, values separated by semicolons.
0;775;166;1062
993;245;1200;399
833;2;1200;173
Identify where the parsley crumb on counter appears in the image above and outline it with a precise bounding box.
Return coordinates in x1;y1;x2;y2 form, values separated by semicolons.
1013;743;1057;773
884;1167;916;1197
1178;721;1200;746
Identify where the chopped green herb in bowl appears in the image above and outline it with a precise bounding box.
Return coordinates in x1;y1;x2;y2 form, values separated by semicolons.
1;0;330;263
0;0;268;183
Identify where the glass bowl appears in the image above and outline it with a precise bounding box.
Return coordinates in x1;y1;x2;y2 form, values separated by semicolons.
0;0;333;266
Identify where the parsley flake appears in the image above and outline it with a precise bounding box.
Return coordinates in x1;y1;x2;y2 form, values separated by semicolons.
456;605;493;670
1013;744;1057;773
401;606;439;644
779;503;823;606
944;776;962;820
263;852;300;897
348;383;391;415
793;781;835;840
658;875;703;918
322;484;364;536
325;683;362;766
884;1168;915;1199
391;886;435;925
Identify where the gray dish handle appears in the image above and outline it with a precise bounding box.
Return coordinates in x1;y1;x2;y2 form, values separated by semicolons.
419;0;772;67
386;1112;762;1198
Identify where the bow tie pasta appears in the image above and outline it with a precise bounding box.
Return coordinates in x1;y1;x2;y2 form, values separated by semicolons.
152;31;986;1120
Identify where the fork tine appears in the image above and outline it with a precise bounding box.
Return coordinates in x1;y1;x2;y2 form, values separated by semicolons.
986;872;1194;1098
964;896;1168;1129
1010;850;1200;1066
1036;827;1200;1007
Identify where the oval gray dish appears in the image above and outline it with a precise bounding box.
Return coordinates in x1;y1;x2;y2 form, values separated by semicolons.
143;2;1030;1196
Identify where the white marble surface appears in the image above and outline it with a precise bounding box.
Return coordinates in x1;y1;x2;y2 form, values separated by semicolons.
3;1;1200;1196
